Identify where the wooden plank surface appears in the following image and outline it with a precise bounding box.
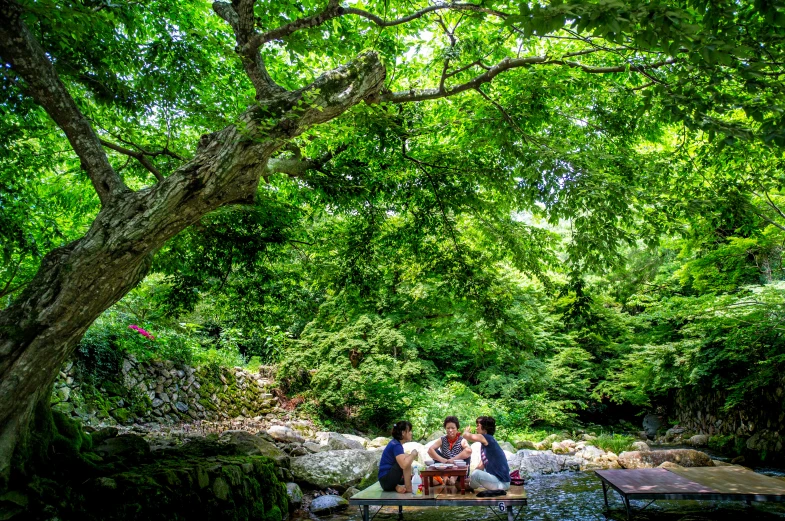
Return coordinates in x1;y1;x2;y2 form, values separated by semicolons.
668;466;785;496
437;485;527;501
350;482;431;500
596;468;718;494
349;482;527;504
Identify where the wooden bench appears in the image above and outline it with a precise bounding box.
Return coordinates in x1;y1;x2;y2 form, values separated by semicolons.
348;482;527;521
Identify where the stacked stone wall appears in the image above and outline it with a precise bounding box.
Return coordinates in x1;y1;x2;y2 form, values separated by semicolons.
672;386;785;458
51;356;279;427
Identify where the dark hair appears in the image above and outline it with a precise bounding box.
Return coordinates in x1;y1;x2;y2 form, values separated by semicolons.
391;421;412;441
476;416;496;436
443;416;460;429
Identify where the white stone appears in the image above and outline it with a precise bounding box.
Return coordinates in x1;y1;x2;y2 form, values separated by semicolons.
367;437;389;448
290;449;380;488
268;425;305;443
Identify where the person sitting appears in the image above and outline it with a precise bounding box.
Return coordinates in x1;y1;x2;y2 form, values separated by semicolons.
462;416;510;496
428;415;472;484
378;420;419;493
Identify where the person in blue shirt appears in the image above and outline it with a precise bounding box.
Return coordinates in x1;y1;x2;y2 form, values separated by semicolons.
378;420;419;493
462;416;510;497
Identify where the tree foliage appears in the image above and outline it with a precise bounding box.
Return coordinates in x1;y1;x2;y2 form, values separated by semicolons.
2;0;785;455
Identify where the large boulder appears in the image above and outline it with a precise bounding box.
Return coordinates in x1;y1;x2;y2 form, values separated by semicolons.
285;482;303;511
218;430;289;466
317;432;364;450
631;441;651;452
425;430;443;443
268;425;304;444
664;426;687;442
94;434;150;463
618;449;713;469
499;441;516;454
642;414;663;439
514;440;537;450
309;494;348;514
507;449;580;477
689;434;709;447
342;434;369;448
368;437;389;449
403;442;429;465
290;450;380;488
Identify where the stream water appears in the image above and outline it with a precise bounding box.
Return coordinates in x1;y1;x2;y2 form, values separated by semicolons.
314;470;785;521
312;456;785;521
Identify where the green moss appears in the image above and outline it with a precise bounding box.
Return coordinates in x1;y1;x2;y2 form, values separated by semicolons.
52;410;93;456
263;505;282;521
103;381;125;397
356;472;378;491
708;434;737;455
110;408;131;423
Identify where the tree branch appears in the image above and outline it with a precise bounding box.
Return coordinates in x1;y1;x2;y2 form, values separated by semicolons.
381;56;676;103
0;0;127;206
99;139;165;182
213;0;285;99
382;55;549;102
474;87;523;135
264;144;348;179
246;1;506;51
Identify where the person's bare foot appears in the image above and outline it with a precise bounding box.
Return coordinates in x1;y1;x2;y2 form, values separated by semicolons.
447;477;457;486
395;485;407;494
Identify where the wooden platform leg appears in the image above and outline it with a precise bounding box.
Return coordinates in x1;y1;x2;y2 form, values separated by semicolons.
398;505;403;520
363;505;369;521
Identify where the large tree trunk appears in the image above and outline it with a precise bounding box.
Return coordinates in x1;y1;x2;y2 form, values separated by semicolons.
0;50;385;487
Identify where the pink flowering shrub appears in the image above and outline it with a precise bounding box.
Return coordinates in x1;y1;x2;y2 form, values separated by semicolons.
128;324;155;340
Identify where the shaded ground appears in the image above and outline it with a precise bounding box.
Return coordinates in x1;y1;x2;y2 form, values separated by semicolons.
312;471;785;521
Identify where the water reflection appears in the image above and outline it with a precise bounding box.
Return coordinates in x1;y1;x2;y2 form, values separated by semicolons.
317;471;785;521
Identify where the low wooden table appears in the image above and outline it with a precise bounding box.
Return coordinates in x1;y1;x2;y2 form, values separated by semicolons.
595;467;785;520
349;482;527;521
420;465;469;495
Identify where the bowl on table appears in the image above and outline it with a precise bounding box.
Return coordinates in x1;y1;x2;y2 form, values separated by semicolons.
424;459;435;467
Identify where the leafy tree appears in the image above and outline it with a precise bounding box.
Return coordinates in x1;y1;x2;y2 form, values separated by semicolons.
1;0;784;488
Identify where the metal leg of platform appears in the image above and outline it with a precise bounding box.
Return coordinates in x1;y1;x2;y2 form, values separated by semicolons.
507;506;514;521
362;505;369;521
398;505;403;520
624;495;631;521
602;481;609;510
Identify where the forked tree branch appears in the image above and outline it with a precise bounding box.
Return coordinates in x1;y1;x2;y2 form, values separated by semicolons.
213;0;285;98
265;144;348;179
0;0;126;206
99;139;165;182
381;56;676;103
245;1;506;52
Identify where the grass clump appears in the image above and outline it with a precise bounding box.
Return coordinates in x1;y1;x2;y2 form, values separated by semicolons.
591;433;636;454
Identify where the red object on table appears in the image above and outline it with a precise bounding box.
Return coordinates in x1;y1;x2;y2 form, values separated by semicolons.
419;466;470;495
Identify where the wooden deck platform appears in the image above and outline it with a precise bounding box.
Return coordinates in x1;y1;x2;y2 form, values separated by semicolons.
596;466;785;520
348;482;527;521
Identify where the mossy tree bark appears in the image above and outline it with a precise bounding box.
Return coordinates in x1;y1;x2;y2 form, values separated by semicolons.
0;0;385;486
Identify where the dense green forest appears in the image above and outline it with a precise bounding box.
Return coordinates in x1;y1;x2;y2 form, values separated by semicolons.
67;177;785;438
2;0;785;482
